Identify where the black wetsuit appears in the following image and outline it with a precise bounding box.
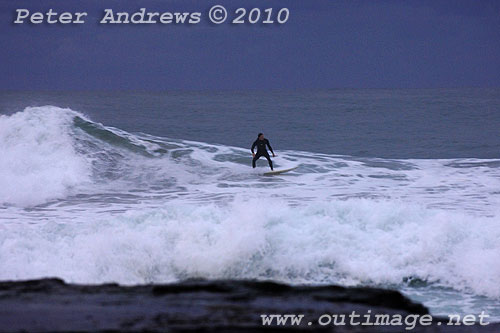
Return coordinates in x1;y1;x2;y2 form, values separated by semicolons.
251;138;274;170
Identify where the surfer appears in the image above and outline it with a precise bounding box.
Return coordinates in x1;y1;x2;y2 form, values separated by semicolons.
251;133;275;170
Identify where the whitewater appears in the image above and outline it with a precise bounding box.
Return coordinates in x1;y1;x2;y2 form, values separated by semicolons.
1;106;499;319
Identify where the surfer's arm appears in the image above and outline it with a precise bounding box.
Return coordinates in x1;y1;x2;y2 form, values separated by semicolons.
266;140;275;156
251;140;257;156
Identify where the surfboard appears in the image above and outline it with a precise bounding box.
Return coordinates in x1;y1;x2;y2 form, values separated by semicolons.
263;167;298;176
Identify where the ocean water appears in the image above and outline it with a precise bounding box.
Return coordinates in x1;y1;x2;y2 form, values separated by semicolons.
0;89;499;320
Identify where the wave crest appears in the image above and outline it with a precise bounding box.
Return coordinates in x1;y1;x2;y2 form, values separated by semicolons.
0;106;92;206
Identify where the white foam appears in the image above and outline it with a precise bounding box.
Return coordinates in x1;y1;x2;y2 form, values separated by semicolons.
1;198;499;300
0;107;92;206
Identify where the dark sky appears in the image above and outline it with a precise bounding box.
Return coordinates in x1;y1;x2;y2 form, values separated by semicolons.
1;0;499;90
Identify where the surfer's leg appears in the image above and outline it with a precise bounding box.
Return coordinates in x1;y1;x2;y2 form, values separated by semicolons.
264;153;273;170
252;153;261;168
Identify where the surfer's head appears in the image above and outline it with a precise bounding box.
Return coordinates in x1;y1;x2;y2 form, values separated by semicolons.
258;133;264;140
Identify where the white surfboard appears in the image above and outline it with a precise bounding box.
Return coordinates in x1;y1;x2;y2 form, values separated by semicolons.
263;166;298;176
